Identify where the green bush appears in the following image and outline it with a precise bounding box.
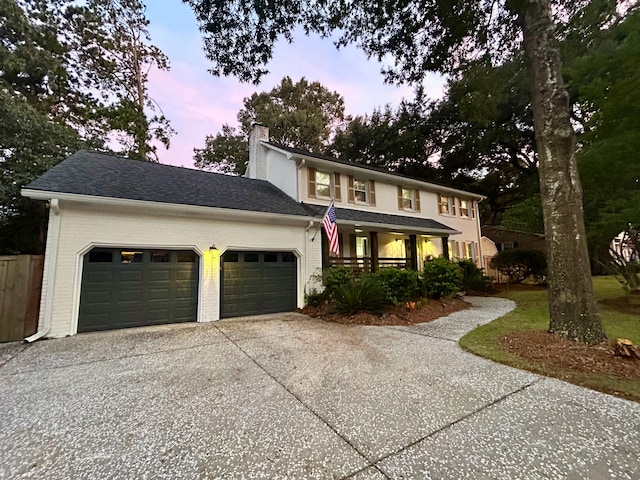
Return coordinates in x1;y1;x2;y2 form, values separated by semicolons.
456;259;493;293
422;257;463;298
321;267;355;298
490;249;547;283
373;267;420;305
333;276;387;315
304;288;326;307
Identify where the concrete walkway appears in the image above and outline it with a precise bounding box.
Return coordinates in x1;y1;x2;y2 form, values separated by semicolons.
1;297;638;479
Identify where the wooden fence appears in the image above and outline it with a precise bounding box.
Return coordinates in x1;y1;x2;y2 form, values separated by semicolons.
0;255;44;342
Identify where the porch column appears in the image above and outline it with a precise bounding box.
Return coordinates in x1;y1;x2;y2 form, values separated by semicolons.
321;229;329;268
370;231;379;273
441;236;450;260
409;234;418;270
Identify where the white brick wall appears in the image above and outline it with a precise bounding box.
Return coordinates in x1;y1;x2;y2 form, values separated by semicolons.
40;200;322;338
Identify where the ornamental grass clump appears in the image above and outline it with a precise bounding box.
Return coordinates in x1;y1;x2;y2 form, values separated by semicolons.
333;276;387;315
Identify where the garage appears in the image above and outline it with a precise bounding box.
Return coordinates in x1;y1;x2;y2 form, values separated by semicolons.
221;251;297;318
78;248;199;332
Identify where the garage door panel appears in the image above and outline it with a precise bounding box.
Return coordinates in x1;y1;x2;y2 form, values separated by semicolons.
221;251;297;319
79;248;199;332
149;270;171;282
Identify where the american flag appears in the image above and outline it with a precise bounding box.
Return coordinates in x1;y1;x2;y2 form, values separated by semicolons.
322;201;339;255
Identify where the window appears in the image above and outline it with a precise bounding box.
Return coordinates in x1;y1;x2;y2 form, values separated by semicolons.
121;251;143;263
151;251;170;263
244;253;259;262
448;240;459;259
401;188;414;209
315;171;331;198
348;176;375;205
264;253;278;262
438;195;450;215
471;200;476;219
353;179;367;202
177;251;196;263
500;241;515;251
355;237;368;257
88;250;112;263
460;199;469;218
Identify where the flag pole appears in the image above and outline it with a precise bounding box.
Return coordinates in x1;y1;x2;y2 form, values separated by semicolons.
311;199;334;242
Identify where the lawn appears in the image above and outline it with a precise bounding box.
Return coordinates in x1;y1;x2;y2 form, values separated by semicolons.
460;276;640;401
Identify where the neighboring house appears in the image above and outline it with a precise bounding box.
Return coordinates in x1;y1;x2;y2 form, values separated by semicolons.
482;226;546;253
22;125;484;338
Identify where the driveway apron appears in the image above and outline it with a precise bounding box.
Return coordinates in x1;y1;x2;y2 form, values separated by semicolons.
1;298;638;479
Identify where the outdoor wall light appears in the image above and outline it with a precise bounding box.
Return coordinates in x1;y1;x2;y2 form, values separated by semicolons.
209;244;218;251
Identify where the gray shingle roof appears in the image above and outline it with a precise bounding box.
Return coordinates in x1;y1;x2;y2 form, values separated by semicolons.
24;150;315;217
306;205;458;233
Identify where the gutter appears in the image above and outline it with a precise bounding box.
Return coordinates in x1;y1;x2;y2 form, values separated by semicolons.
21;189;315;225
24;199;61;343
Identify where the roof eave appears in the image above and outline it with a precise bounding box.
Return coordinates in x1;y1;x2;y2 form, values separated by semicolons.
21;189;315;224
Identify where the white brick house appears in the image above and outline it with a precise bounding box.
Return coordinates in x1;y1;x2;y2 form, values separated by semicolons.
23;126;483;338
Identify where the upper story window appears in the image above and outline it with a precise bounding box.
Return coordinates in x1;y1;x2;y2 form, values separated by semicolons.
353;179;367;202
438;194;450;215
316;171;331;198
460;199;469;218
308;168;342;201
398;186;421;212
348;176;376;206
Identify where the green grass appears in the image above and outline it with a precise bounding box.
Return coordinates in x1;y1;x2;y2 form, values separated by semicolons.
460;277;640;401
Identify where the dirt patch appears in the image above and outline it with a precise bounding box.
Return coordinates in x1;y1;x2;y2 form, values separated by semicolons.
600;296;640;316
299;298;471;326
499;330;640;380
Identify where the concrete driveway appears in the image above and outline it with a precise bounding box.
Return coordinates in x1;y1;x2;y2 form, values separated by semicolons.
1;297;639;479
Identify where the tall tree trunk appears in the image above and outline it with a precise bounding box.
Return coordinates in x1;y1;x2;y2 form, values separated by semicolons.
519;0;606;344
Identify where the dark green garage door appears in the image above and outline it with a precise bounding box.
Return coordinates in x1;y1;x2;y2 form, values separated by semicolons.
221;251;297;318
78;248;199;333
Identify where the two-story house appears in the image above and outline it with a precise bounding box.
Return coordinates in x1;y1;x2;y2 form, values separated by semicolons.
22;125;484;338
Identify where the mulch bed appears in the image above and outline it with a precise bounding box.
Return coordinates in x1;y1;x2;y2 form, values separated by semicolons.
499;330;640;380
299;298;471;326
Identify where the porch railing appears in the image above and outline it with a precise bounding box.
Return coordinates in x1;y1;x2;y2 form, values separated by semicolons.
328;256;407;272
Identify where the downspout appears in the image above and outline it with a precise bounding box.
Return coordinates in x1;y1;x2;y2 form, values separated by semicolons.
303;220;314;306
24;199;61;343
475;198;484;268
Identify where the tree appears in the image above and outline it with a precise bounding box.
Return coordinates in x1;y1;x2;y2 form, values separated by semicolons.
194;125;248;175
194;76;346;174
65;0;174;161
185;0;611;343
331;92;440;180
0;0;86;253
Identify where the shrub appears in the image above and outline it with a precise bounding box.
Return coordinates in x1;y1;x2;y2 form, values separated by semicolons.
321;267;354;298
373;267;421;305
333;276;387;315
304;288;326;307
422;257;463;298
490;249;547;283
456;259;493;293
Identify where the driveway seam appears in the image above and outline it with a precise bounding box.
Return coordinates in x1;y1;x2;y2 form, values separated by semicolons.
382;326;459;343
1;340;229;375
369;377;544;471
214;325;391;480
0;344;29;369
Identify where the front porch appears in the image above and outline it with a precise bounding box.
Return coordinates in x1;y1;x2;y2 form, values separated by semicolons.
322;229;449;274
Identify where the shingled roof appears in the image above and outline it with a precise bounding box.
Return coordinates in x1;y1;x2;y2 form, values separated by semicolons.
306;205;458;234
24;150;315;218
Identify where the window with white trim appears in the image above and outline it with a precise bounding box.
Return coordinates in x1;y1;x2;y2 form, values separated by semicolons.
460;199;469;217
353;178;368;203
315;171;331;198
438;194;450;215
401;187;415;210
